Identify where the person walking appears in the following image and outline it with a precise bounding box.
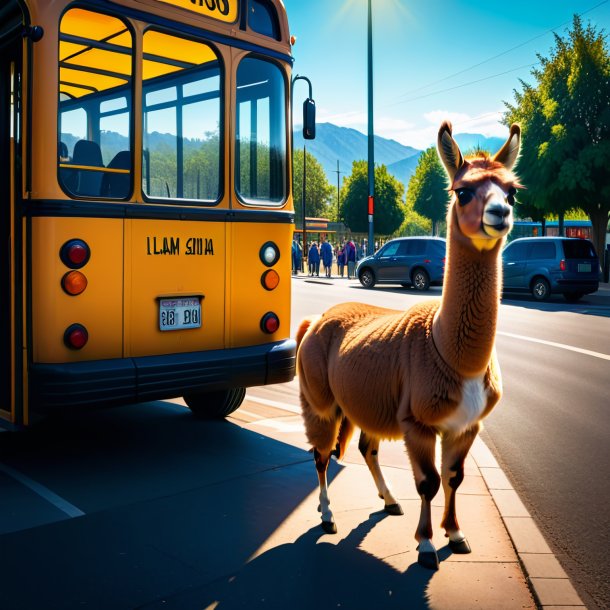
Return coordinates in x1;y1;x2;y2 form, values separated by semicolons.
337;245;346;278
308;242;320;276
291;238;302;275
346;238;356;279
320;237;333;278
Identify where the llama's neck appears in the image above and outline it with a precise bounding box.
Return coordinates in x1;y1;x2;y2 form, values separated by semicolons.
432;208;504;377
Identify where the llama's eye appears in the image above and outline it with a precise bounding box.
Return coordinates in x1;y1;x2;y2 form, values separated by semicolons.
507;186;517;206
456;188;474;206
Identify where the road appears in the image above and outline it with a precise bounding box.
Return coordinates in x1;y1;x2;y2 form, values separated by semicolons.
0;277;607;609
287;277;610;610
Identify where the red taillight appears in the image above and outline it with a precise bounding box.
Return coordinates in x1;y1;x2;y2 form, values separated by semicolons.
424;259;431;264
60;239;90;269
260;312;280;334
64;324;88;349
560;259;566;271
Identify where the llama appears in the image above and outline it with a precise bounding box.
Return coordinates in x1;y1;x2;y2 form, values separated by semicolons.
296;120;521;570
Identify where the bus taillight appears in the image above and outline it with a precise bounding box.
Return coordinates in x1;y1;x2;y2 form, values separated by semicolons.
260;241;280;267
64;324;88;349
60;239;90;268
261;269;280;291
62;270;88;296
260;312;280;334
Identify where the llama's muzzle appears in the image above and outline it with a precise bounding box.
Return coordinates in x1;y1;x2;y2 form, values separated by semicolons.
483;202;512;235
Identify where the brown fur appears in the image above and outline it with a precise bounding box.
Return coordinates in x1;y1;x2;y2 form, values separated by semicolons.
296;121;521;569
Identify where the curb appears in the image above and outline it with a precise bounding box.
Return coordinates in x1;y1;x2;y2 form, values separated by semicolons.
470;437;586;609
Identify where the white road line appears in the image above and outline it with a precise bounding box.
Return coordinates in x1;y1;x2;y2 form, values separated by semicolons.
0;463;85;518
245;395;302;414
497;331;610;361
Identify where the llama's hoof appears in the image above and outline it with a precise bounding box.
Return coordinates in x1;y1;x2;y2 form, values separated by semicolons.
449;538;472;554
384;503;404;516
417;550;439;571
321;520;337;534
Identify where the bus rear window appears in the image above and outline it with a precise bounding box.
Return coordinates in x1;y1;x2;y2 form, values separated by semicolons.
58;8;133;199
142;31;222;203
235;57;286;206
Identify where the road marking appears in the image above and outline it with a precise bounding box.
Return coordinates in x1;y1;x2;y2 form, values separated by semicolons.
497;331;610;361
0;463;85;518
245;395;302;414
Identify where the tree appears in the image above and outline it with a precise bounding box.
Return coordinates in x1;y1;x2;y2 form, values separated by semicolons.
406;147;450;236
504;15;610;267
340;161;405;235
293;148;334;226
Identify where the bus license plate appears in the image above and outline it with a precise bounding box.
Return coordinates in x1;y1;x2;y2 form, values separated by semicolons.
159;297;201;331
578;263;591;272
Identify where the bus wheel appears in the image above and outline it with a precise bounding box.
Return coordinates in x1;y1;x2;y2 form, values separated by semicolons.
184;387;246;419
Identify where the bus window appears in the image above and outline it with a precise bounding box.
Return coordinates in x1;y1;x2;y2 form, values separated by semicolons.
235;57;286;205
247;0;281;40
142;31;222;203
58;8;133;198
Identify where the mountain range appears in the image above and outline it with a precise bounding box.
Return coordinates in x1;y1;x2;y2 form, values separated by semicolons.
294;122;505;188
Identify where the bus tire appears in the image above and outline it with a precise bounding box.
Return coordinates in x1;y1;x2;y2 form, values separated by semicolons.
184;387;246;419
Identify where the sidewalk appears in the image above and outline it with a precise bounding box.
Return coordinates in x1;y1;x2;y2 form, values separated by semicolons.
241;381;587;610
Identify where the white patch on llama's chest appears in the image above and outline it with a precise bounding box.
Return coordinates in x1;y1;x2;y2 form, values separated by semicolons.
440;375;487;434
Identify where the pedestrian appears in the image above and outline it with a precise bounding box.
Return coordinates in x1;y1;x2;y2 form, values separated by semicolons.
320;237;333;278
346;238;356;278
291;238;302;275
337;246;346;277
308;242;320;276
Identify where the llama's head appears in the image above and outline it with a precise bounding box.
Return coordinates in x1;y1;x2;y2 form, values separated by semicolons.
437;121;521;252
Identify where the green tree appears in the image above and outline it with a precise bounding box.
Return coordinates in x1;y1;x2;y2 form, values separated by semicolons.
398;198;432;236
504;15;610;267
293;148;334;226
340;161;405;235
406;147;450;236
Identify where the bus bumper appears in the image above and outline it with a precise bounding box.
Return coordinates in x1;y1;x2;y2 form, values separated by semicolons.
28;339;296;411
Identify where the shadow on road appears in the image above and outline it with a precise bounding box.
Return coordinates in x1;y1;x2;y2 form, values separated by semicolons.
0;401;447;609
142;512;443;610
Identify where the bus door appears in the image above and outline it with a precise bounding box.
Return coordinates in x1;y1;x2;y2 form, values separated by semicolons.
0;24;22;424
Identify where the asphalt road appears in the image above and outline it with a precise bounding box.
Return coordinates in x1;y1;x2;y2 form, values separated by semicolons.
289;277;610;610
0;277;607;609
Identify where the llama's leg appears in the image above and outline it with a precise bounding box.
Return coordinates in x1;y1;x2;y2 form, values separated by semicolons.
403;421;441;570
358;432;403;516
301;400;343;534
440;425;479;554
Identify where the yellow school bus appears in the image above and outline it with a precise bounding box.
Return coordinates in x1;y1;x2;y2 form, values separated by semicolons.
0;0;307;426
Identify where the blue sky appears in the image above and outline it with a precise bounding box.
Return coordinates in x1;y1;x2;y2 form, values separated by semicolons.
284;0;610;149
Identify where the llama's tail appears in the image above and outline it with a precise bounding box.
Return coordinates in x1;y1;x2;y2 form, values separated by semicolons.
295;315;320;353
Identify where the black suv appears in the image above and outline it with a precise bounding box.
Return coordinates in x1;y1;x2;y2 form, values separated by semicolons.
356;237;446;290
502;237;600;301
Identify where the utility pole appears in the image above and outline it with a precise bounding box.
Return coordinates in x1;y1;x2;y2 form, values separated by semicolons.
302;144;307;262
367;0;375;256
333;160;342;222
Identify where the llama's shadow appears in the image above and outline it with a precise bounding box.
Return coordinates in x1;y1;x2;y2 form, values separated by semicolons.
162;510;446;610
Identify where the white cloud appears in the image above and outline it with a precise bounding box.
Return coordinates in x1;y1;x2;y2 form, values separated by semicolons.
299;107;509;150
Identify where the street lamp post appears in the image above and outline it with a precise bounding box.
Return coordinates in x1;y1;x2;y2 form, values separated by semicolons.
367;0;375;255
291;74;315;271
334;160;342;222
302;144;307;263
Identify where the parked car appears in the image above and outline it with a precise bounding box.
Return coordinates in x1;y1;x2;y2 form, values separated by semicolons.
356;237;446;290
502;237;600;302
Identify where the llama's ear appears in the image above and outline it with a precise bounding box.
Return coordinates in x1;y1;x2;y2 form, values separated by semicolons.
437;121;464;182
493;123;521;170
